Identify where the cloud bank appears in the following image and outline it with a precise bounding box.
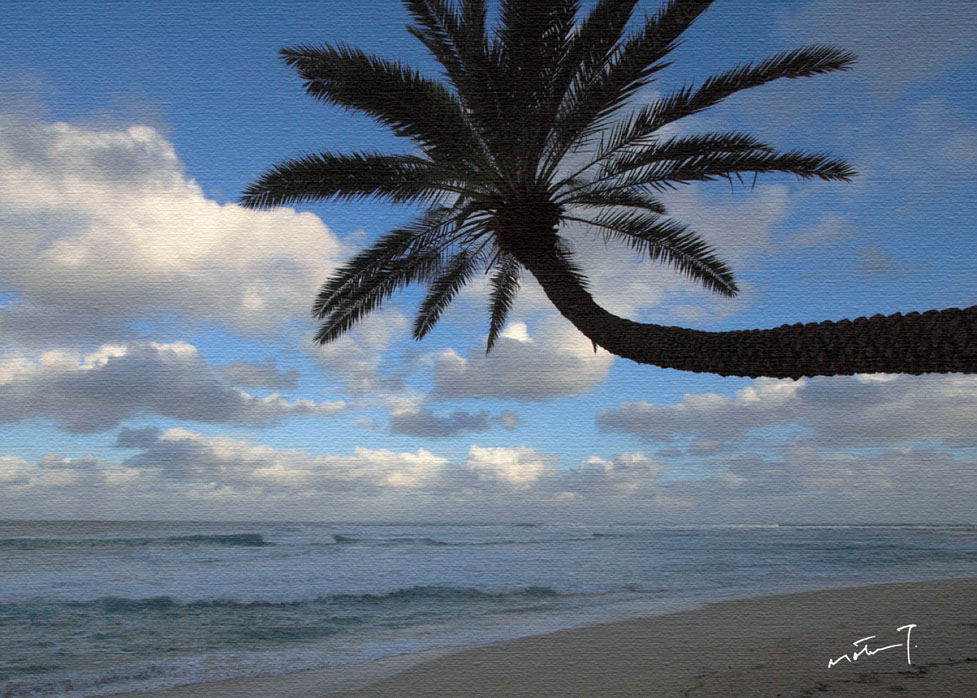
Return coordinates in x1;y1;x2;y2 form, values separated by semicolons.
0;342;346;432
5;425;973;522
597;374;977;449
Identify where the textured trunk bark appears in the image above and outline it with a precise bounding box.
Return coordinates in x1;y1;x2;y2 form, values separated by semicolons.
503;230;977;379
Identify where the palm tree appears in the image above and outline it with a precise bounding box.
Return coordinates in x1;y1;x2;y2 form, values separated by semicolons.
241;0;977;379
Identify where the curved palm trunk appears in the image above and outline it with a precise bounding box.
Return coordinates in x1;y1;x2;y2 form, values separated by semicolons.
502;229;977;380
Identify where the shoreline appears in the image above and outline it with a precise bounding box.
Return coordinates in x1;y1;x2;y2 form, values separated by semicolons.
108;576;977;697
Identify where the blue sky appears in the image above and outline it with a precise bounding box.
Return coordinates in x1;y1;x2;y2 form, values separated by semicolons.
1;0;976;522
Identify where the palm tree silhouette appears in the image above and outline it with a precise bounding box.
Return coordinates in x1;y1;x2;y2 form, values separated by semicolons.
241;0;977;379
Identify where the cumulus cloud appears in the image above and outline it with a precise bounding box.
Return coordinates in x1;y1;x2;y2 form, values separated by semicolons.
117;428;449;490
0;112;342;343
463;445;559;488
598;378;803;442
120;435;660;504
0;452;146;517
3;427;975;521
431;320;613;401
388;407;520;438
573;452;670;498
0;455;32;485
107;432;664;512
0;342;346;432
0;435;538;518
597;374;977;449
115;426;163;449
314;311;412;396
668;444;977;522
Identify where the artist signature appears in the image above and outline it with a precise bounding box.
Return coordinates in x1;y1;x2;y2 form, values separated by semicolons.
827;624;917;668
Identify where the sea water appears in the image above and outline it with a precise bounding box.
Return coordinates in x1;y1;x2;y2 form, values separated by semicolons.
2;520;977;697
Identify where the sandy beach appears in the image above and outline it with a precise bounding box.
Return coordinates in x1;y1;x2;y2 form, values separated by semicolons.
109;577;977;697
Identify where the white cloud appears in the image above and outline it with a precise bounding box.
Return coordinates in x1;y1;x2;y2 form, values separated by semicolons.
0;455;31;485
0;341;346;432
672;445;977;523
598;374;977;449
659;184;791;267
314;311;412;396
499;322;532;343
575;452;669;495
388;407;519;438
463;445;557;487
3;427;975;522
431;319;613;401
597;378;804;442
0;112;342;343
1;430;571;518
120;428;449;491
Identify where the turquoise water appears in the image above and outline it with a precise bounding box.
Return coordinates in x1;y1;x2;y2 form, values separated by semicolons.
2;521;977;697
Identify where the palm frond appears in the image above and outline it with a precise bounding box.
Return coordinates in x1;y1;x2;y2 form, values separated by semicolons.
413;248;484;339
560;187;667;214
592;0;715;105
601;131;773;176
554;0;638;100
567;210;737;296
314;205;473;318
244;0;863;360
657;45;857;130
494;0;578;172
403;0;466;76
405;0;493;76
280;43;484;169
545;0;715;168
314;247;447;344
313;205;472;344
403;0;495;113
615;149;856;191
486;253;520;352
404;1;512;179
552;234;593;294
239;152;448;209
314;229;417;322
459;0;489;41
497;0;578;90
590;45;856;166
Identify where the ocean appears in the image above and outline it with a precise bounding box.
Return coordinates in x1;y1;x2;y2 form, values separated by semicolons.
2;520;976;697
